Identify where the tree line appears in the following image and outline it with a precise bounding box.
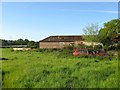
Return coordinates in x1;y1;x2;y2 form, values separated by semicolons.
83;19;120;50
0;39;39;48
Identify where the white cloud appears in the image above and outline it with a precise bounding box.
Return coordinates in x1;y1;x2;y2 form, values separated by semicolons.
60;9;119;14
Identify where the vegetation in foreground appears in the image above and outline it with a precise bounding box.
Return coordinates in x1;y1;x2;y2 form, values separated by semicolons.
1;48;118;88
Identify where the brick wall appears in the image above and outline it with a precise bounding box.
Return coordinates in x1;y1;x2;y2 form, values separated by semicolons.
39;42;75;49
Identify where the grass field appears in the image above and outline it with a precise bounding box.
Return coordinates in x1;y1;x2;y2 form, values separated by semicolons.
1;48;118;88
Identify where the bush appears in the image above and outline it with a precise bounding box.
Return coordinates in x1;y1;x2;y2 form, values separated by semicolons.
36;48;62;53
76;44;87;49
108;45;118;51
94;45;103;49
51;45;75;58
103;45;109;52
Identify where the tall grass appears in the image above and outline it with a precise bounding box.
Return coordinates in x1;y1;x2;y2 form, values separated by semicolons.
2;48;118;88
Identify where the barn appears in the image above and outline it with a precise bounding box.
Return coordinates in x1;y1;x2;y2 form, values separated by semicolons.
39;35;84;49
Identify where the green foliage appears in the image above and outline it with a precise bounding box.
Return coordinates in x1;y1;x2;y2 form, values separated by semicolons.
98;19;120;45
24;39;29;45
27;41;39;48
94;45;103;49
118;42;120;50
83;35;99;42
1;39;30;46
1;39;39;48
16;39;24;45
83;23;99;35
83;23;99;42
76;44;87;49
2;48;118;88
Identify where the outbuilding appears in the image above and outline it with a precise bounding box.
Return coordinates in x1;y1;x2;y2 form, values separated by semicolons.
39;35;84;49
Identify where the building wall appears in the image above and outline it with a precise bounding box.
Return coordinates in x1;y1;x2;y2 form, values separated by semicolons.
74;41;83;45
39;41;103;49
39;41;75;49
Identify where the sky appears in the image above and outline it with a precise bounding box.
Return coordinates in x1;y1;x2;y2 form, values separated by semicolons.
1;2;118;41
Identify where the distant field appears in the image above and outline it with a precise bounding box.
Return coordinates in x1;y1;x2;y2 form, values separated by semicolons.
1;48;118;88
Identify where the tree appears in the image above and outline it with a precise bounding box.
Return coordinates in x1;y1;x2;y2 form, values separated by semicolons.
34;42;39;48
27;41;35;48
98;19;120;46
27;41;39;48
24;39;29;45
1;39;8;46
16;39;24;45
83;23;99;35
83;23;99;42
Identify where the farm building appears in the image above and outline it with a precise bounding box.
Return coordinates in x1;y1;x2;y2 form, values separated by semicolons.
39;35;84;49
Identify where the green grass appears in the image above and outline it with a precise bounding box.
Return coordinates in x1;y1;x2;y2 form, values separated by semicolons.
1;48;118;88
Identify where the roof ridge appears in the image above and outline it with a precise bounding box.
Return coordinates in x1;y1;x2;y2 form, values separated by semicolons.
40;35;83;42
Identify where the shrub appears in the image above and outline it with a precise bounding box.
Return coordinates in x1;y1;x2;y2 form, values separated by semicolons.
76;44;87;49
103;45;109;52
94;45;103;49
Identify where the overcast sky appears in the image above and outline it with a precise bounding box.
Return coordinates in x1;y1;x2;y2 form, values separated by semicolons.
2;2;118;41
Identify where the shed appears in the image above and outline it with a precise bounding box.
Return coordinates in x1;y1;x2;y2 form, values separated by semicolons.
39;35;84;49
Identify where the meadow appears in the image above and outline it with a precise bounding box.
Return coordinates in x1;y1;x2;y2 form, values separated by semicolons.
1;48;118;88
